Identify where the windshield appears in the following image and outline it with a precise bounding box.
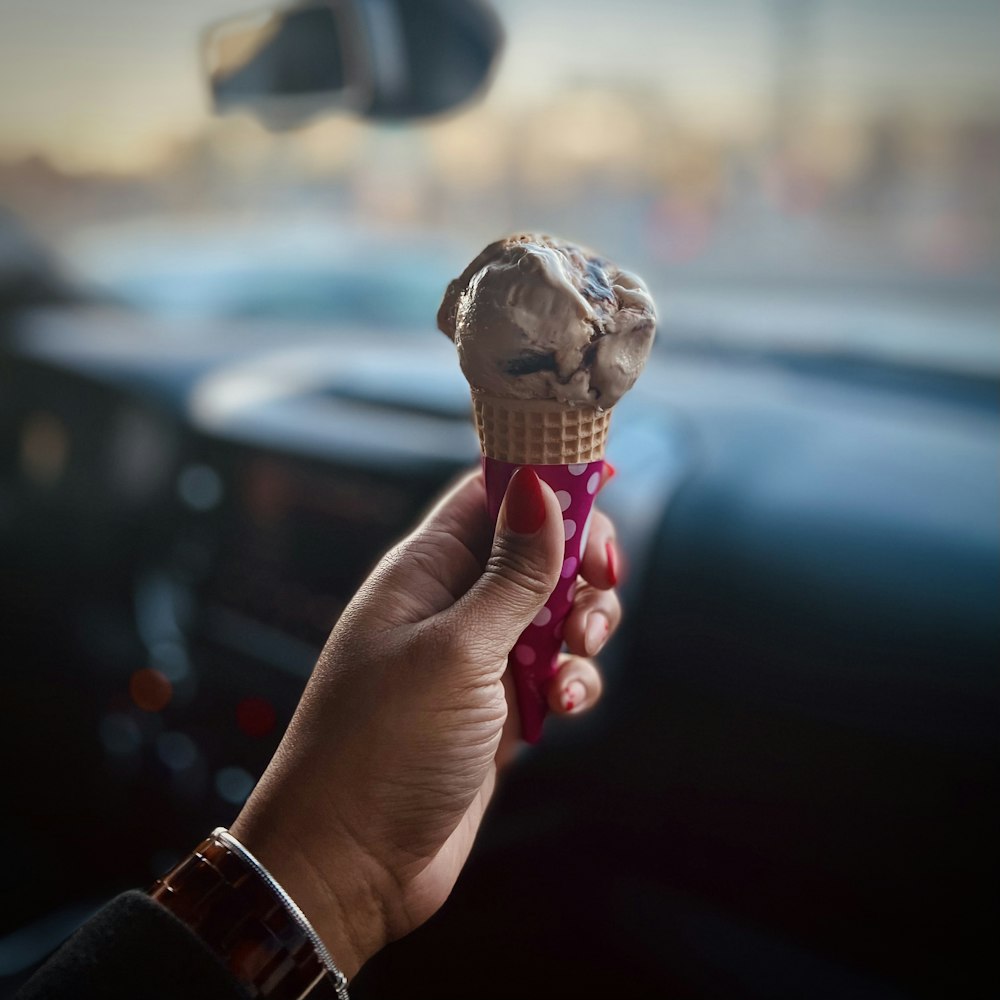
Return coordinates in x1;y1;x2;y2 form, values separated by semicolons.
1;0;997;369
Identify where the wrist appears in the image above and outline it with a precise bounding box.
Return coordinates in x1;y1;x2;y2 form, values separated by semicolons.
230;805;389;980
151;829;350;998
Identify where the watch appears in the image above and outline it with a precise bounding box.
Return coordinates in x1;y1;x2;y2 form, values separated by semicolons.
150;829;348;1000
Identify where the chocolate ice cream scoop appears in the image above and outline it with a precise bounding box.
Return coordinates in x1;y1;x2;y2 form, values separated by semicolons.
438;234;656;409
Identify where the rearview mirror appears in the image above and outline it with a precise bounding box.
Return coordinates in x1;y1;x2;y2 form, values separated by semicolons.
203;0;503;129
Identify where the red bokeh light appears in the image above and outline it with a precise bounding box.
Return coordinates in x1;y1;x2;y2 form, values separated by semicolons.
236;697;276;739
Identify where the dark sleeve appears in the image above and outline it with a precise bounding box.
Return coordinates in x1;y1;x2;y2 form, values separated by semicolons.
16;890;249;1000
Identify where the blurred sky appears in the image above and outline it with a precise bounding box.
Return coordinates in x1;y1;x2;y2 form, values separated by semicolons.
1;0;999;173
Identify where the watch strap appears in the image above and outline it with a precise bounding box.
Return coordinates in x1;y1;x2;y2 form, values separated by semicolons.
150;830;346;1000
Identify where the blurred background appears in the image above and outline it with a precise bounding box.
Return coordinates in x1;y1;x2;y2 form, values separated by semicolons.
1;1;997;998
3;0;999;351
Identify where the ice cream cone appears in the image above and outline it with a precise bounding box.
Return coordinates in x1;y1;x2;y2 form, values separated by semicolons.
477;394;610;742
439;233;656;743
472;391;611;465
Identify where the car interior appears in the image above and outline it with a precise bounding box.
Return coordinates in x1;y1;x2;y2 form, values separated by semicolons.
1;1;997;997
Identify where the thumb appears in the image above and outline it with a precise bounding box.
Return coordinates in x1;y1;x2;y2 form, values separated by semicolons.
450;467;565;654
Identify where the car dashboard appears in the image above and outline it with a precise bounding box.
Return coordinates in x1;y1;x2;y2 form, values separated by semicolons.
1;303;996;998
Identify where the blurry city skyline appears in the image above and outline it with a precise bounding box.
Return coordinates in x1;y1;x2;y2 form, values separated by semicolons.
2;0;998;334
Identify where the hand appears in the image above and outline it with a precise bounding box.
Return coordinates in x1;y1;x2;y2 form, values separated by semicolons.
231;467;622;978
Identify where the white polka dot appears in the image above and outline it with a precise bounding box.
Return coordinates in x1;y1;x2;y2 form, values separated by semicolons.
586;471;601;495
555;490;571;512
561;556;578;579
566;581;577;603
563;518;577;541
579;510;594;553
514;645;536;665
532;606;552;627
568;463;588;476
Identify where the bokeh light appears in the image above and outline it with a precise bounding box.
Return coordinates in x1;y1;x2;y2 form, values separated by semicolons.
215;766;255;805
98;712;142;756
19;411;69;487
236;696;277;739
177;463;224;511
155;731;198;771
129;667;173;712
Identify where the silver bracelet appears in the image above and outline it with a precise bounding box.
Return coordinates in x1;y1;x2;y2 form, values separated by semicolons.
213;827;350;1000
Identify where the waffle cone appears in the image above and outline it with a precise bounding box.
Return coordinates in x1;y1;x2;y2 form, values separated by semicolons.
472;392;611;465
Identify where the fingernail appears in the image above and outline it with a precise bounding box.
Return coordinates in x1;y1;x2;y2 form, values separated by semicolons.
562;679;586;712
584;612;610;656
600;462;617;489
505;467;546;535
606;540;619;586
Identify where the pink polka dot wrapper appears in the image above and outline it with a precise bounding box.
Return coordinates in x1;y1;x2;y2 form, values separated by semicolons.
484;456;605;743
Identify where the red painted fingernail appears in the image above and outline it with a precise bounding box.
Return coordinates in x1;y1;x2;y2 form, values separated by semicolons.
505;467;546;535
562;680;585;712
600;461;617;489
606;540;619;586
